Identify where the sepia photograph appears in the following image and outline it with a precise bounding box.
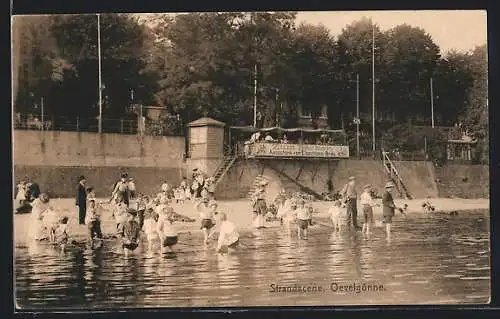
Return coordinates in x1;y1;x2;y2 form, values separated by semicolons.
11;10;489;309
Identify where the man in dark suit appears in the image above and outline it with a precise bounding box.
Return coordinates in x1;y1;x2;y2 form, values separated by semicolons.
76;175;87;225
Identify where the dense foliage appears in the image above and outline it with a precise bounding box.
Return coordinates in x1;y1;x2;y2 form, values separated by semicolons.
12;13;488;161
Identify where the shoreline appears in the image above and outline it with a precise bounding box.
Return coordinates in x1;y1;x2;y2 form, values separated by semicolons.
14;197;489;245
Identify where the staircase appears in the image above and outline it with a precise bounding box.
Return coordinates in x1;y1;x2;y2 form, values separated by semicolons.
246;174;273;199
213;155;237;187
382;150;412;199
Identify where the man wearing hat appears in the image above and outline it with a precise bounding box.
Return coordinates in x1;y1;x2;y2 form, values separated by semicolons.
76;175;87;225
341;176;361;231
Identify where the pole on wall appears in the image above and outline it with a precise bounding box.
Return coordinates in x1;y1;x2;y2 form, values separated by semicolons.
253;64;257;128
97;13;103;134
371;23;376;158
356;73;360;159
41;97;44;132
430;77;435;128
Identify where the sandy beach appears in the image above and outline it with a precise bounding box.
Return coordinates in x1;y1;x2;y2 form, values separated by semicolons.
13;197;489;245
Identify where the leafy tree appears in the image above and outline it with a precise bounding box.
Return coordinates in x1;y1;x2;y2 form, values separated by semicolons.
380;24;441;122
461;45;488;163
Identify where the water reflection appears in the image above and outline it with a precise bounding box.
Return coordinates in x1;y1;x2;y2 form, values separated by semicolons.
15;210;490;308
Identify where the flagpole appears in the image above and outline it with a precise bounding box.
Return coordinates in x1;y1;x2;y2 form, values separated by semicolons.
430;77;435;128
253;63;257;128
356;73;360;159
372;23;376;157
97;13;103;134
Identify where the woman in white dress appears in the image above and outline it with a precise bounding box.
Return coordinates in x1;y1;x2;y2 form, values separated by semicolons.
28;193;51;241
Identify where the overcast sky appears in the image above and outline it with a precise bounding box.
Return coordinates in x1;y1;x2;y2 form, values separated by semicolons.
295;10;487;54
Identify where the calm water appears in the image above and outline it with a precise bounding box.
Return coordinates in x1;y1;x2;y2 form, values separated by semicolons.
15;210;490;308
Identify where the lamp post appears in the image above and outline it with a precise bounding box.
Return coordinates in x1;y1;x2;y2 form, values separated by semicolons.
371;23;376;158
97;13;103;134
253;63;258;128
430;77;435;128
356;73;360;158
41;96;44;132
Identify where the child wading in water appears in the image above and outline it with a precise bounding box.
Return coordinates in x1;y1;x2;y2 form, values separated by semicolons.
85;199;103;249
360;184;379;235
382;181;404;239
136;194;147;229
157;208;179;253
216;213;240;254
114;203;129;231
143;208;159;251
53;216;70;251
296;199;310;240
251;181;268;229
195;197;217;244
329;200;345;232
118;209;141;255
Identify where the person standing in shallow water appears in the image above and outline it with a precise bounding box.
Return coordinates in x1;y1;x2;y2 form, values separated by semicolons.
341;176;361;231
76;175;87;225
111;172;131;207
382;181;402;239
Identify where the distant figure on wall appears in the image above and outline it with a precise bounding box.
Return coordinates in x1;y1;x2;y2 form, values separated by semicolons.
111;172;131;207
76;175;87;225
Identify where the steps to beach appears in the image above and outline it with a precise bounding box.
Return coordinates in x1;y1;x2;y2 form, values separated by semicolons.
213;155;237;186
247;174;272;199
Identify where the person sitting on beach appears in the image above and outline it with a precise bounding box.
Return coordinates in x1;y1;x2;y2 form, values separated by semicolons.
296;199;310;240
157;208;179;253
85;199;103;249
53;216;70;251
118;209;141;255
28;193;52;241
360;184;380;235
216;213;240;254
195;197;217;244
251;181;268;229
329;200;345;232
143;208;160;251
